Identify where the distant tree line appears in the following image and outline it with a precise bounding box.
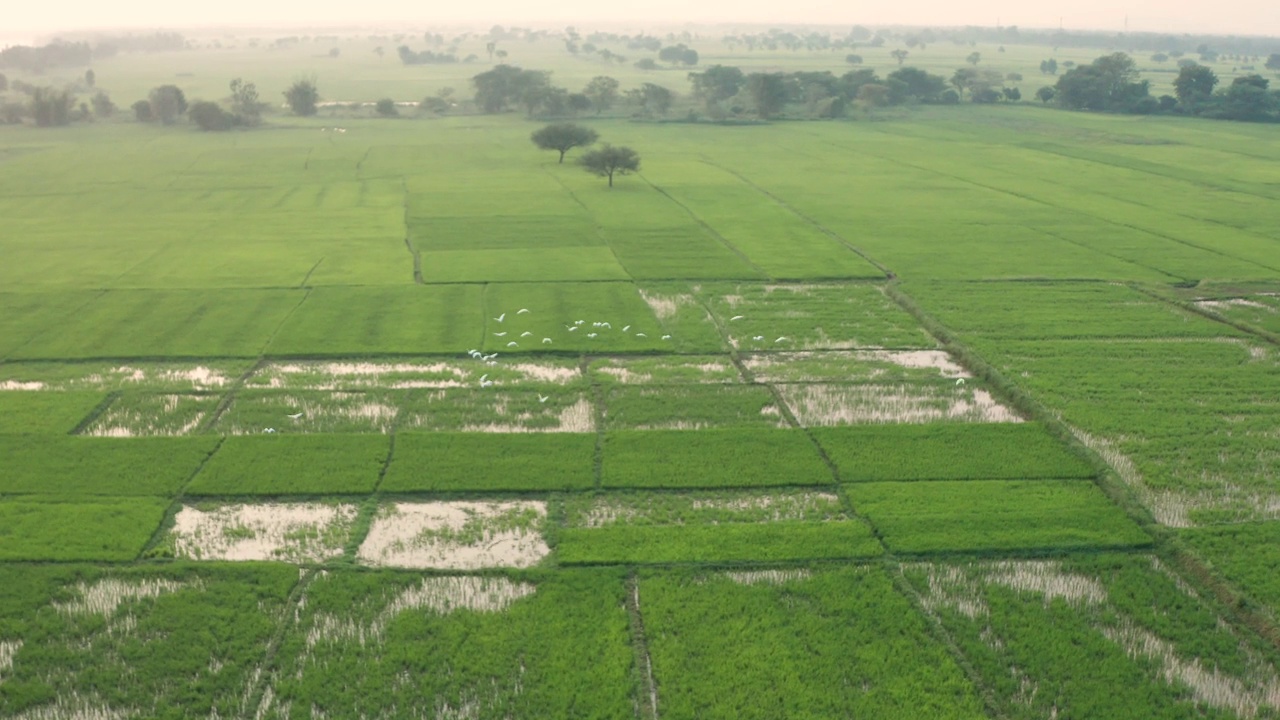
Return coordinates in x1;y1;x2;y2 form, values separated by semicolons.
397;46;460;65
0;42;93;72
1039;52;1280;122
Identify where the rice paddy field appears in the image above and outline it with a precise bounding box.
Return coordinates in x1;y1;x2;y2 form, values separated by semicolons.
2;26;1280;719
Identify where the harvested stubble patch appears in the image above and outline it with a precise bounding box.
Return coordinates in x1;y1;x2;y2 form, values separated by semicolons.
245;358;583;391
0;391;109;434
167;502;357;562
588;355;741;385
601;428;832;489
813;423;1093;482
212;390;404;435
557;490;879;564
82;393;219;437
357;500;549;569
398;387;594;433
903;555;1280;719
0;436;220;496
0;498;169;561
777;382;1021;426
382;432;596;492
0;362;245;394
638;566;985;719
742;349;969;384
847;480;1151;554
0;564;297;720
186;434;388;495
604;384;787;430
266;568;634;719
699;282;934;350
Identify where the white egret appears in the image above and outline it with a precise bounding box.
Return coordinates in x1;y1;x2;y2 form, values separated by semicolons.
264;427;276;433
730;315;745;321
601;322;611;328
494;313;506;323
752;335;764;341
775;337;788;343
494;331;507;337
507;341;519;347
521;331;533;337
636;332;647;338
286;413;303;419
622;325;631;332
538;395;550;403
575;320;585;325
480;380;493;388
587;333;598;338
542;338;553;344
661;334;672;340
517;308;530;314
568;326;579;332
480;374;489;383
956;378;966;386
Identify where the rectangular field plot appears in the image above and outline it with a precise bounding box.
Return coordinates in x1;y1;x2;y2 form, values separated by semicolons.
814;423;1094;482
185;435;389;495
166;502;358;562
245;357;582;391
264;570;636;718
0;498;169;560
382;432;597;492
212;390;406;435
601;429;831;489
0;564;297;720
357;500;549;569
408;214;603;251
12;289;306;360
742;348;968;383
849;480;1150;553
82;392;220;437
1182;522;1280;620
481;282;674;353
398;388;595;433
1194;294;1280;335
0;390;106;434
605;226;765;280
905;281;1239;339
603;384;787;430
634;284;730;353
904;555;1280;719
421;247;630;283
0;291;100;358
589;354;740;384
777;382;1021;425
699;282;934;349
0;361;247;392
0;436;219;496
267;285;485;356
639;567;984;719
557;490;880;564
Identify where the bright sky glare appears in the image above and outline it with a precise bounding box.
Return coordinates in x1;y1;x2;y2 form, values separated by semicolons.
5;0;1279;41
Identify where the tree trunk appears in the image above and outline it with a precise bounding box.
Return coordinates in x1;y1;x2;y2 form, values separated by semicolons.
558;150;565;164
607;170;614;187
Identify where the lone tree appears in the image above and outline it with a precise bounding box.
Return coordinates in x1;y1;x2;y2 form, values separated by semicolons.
531;122;598;163
375;98;398;116
283;78;319;116
579;144;639;187
189;100;236;131
149;85;188;124
890;49;909;65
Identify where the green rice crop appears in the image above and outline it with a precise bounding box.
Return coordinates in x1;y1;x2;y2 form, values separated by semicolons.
1182;523;1280;620
902;554;1280;719
265;569;636;718
267;285;485;356
0;564;298;719
481;282;669;353
213;390;407;435
558;523;881;564
382;433;596;492
633;283;730;353
640;566;985;719
563;488;849;526
699;282;934;349
422;247;631;283
0;498;169;560
603;384;786;430
905;281;1241;339
0;291;101;358
602;429;832;489
847;480;1151;553
0;436;220;496
186;435;389;495
0;391;106;434
814;423;1094;481
11;289;306;359
588;354;742;385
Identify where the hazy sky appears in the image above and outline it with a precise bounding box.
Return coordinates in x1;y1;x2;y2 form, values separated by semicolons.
6;0;1280;41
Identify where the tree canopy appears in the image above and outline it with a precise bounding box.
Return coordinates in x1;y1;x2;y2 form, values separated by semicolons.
1054;53;1151;112
579;144;640;187
148;85;188;124
531;122;599;163
283;78;319;116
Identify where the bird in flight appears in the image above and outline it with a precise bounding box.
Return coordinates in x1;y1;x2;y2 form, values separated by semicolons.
286;412;303;419
730;315;745;321
494;313;506;323
542;338;553;344
507;341;519;347
517;308;530;314
538;395;550;403
494;331;507;337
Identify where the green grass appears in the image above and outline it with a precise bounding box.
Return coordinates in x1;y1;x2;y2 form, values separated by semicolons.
0;498;170;560
602;428;832;488
847;480;1151;553
1181;522;1280;620
640;567;985;719
558;523;881;564
186;434;389;495
0;436;220;496
0;391;107;434
421;247;631;283
382;432;597;492
813;423;1095;481
480;281;670;353
267;285;485;356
